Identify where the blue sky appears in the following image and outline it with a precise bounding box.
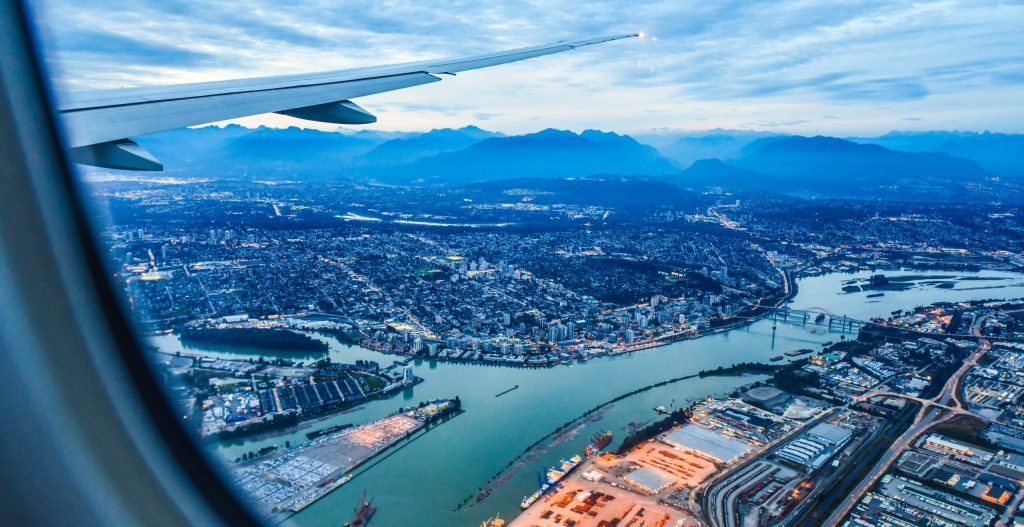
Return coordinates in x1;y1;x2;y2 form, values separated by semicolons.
29;0;1024;135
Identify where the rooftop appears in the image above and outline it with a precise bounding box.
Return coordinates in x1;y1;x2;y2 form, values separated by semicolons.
624;466;675;494
808;422;853;446
662;424;752;464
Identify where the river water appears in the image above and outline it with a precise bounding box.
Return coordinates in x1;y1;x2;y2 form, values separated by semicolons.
151;269;1024;527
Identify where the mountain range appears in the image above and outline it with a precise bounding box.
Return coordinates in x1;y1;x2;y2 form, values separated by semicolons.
120;124;1023;203
678;136;1008;202
849;131;1024;176
374;129;677;185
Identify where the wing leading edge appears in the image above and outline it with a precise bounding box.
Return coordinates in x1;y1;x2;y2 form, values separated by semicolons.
60;33;638;170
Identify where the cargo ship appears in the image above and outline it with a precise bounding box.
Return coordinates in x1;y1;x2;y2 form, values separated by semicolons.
344;491;375;527
520;454;583;509
770;355;784;362
589;431;612;452
784;348;813;357
306;423;352;440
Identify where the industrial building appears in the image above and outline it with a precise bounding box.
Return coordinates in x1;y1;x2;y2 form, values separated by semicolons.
776;422;852;469
624;466;676;494
742;386;793;412
662;424;753;465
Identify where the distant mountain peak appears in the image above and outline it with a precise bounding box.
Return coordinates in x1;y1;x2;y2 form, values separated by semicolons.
377;128;676;185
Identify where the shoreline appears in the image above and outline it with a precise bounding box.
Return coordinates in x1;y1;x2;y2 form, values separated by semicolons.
454;363;775;511
361;269;799;369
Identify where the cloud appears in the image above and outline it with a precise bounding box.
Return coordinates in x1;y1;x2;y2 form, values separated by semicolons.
26;0;1024;134
822;78;930;102
51;28;214;67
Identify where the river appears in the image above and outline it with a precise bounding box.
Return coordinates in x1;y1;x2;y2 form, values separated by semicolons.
150;269;1024;527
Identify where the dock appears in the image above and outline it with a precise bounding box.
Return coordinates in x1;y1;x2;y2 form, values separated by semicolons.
232;399;461;514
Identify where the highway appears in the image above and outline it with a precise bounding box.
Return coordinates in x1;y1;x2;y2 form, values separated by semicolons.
818;314;995;527
682;238;1015;527
698;410;837;527
700;312;994;527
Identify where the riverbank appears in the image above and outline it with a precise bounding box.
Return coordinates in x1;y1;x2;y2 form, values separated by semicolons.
234;399;462;515
340;281;798;370
148;268;1024;527
455;363;774;511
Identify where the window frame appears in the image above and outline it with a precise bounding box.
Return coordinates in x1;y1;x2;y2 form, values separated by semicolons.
0;1;269;525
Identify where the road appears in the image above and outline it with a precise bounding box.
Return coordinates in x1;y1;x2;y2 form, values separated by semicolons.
698;305;995;527
817;405;952;527
698;410;837;527
819;329;992;527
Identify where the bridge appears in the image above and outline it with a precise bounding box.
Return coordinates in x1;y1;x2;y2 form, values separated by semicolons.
769;307;869;332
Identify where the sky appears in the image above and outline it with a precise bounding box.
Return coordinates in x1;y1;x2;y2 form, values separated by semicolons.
29;0;1024;136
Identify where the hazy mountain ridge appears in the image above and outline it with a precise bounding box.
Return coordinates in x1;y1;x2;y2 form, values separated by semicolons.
371;128;678;185
356;126;503;167
634;130;778;167
132;125;404;176
678;135;1020;202
120;125;1022;202
639;129;1023;177
850;131;1024;175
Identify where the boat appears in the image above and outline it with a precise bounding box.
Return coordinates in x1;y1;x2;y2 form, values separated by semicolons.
520;486;548;510
770;355;784;362
584;431;613;456
480;515;506;527
306;422;352;440
344;491;375;527
590;431;613;451
521;454;584;509
494;385;519;398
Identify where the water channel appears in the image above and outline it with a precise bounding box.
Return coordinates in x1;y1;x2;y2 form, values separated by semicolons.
151;269;1024;527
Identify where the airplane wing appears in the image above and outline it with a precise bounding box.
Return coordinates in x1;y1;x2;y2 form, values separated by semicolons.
59;33;638;170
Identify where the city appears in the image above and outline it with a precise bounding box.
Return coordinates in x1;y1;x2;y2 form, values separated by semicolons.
4;2;1024;527
87;164;1024;527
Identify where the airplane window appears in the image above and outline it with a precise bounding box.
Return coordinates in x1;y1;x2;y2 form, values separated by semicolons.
15;1;1024;527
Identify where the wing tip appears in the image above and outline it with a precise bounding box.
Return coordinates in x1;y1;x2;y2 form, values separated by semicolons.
566;33;642;49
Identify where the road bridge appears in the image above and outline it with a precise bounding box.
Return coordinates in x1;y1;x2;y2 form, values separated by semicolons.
769;307;868;332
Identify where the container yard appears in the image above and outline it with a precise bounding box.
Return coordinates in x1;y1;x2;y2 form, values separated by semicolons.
232;399;460;513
